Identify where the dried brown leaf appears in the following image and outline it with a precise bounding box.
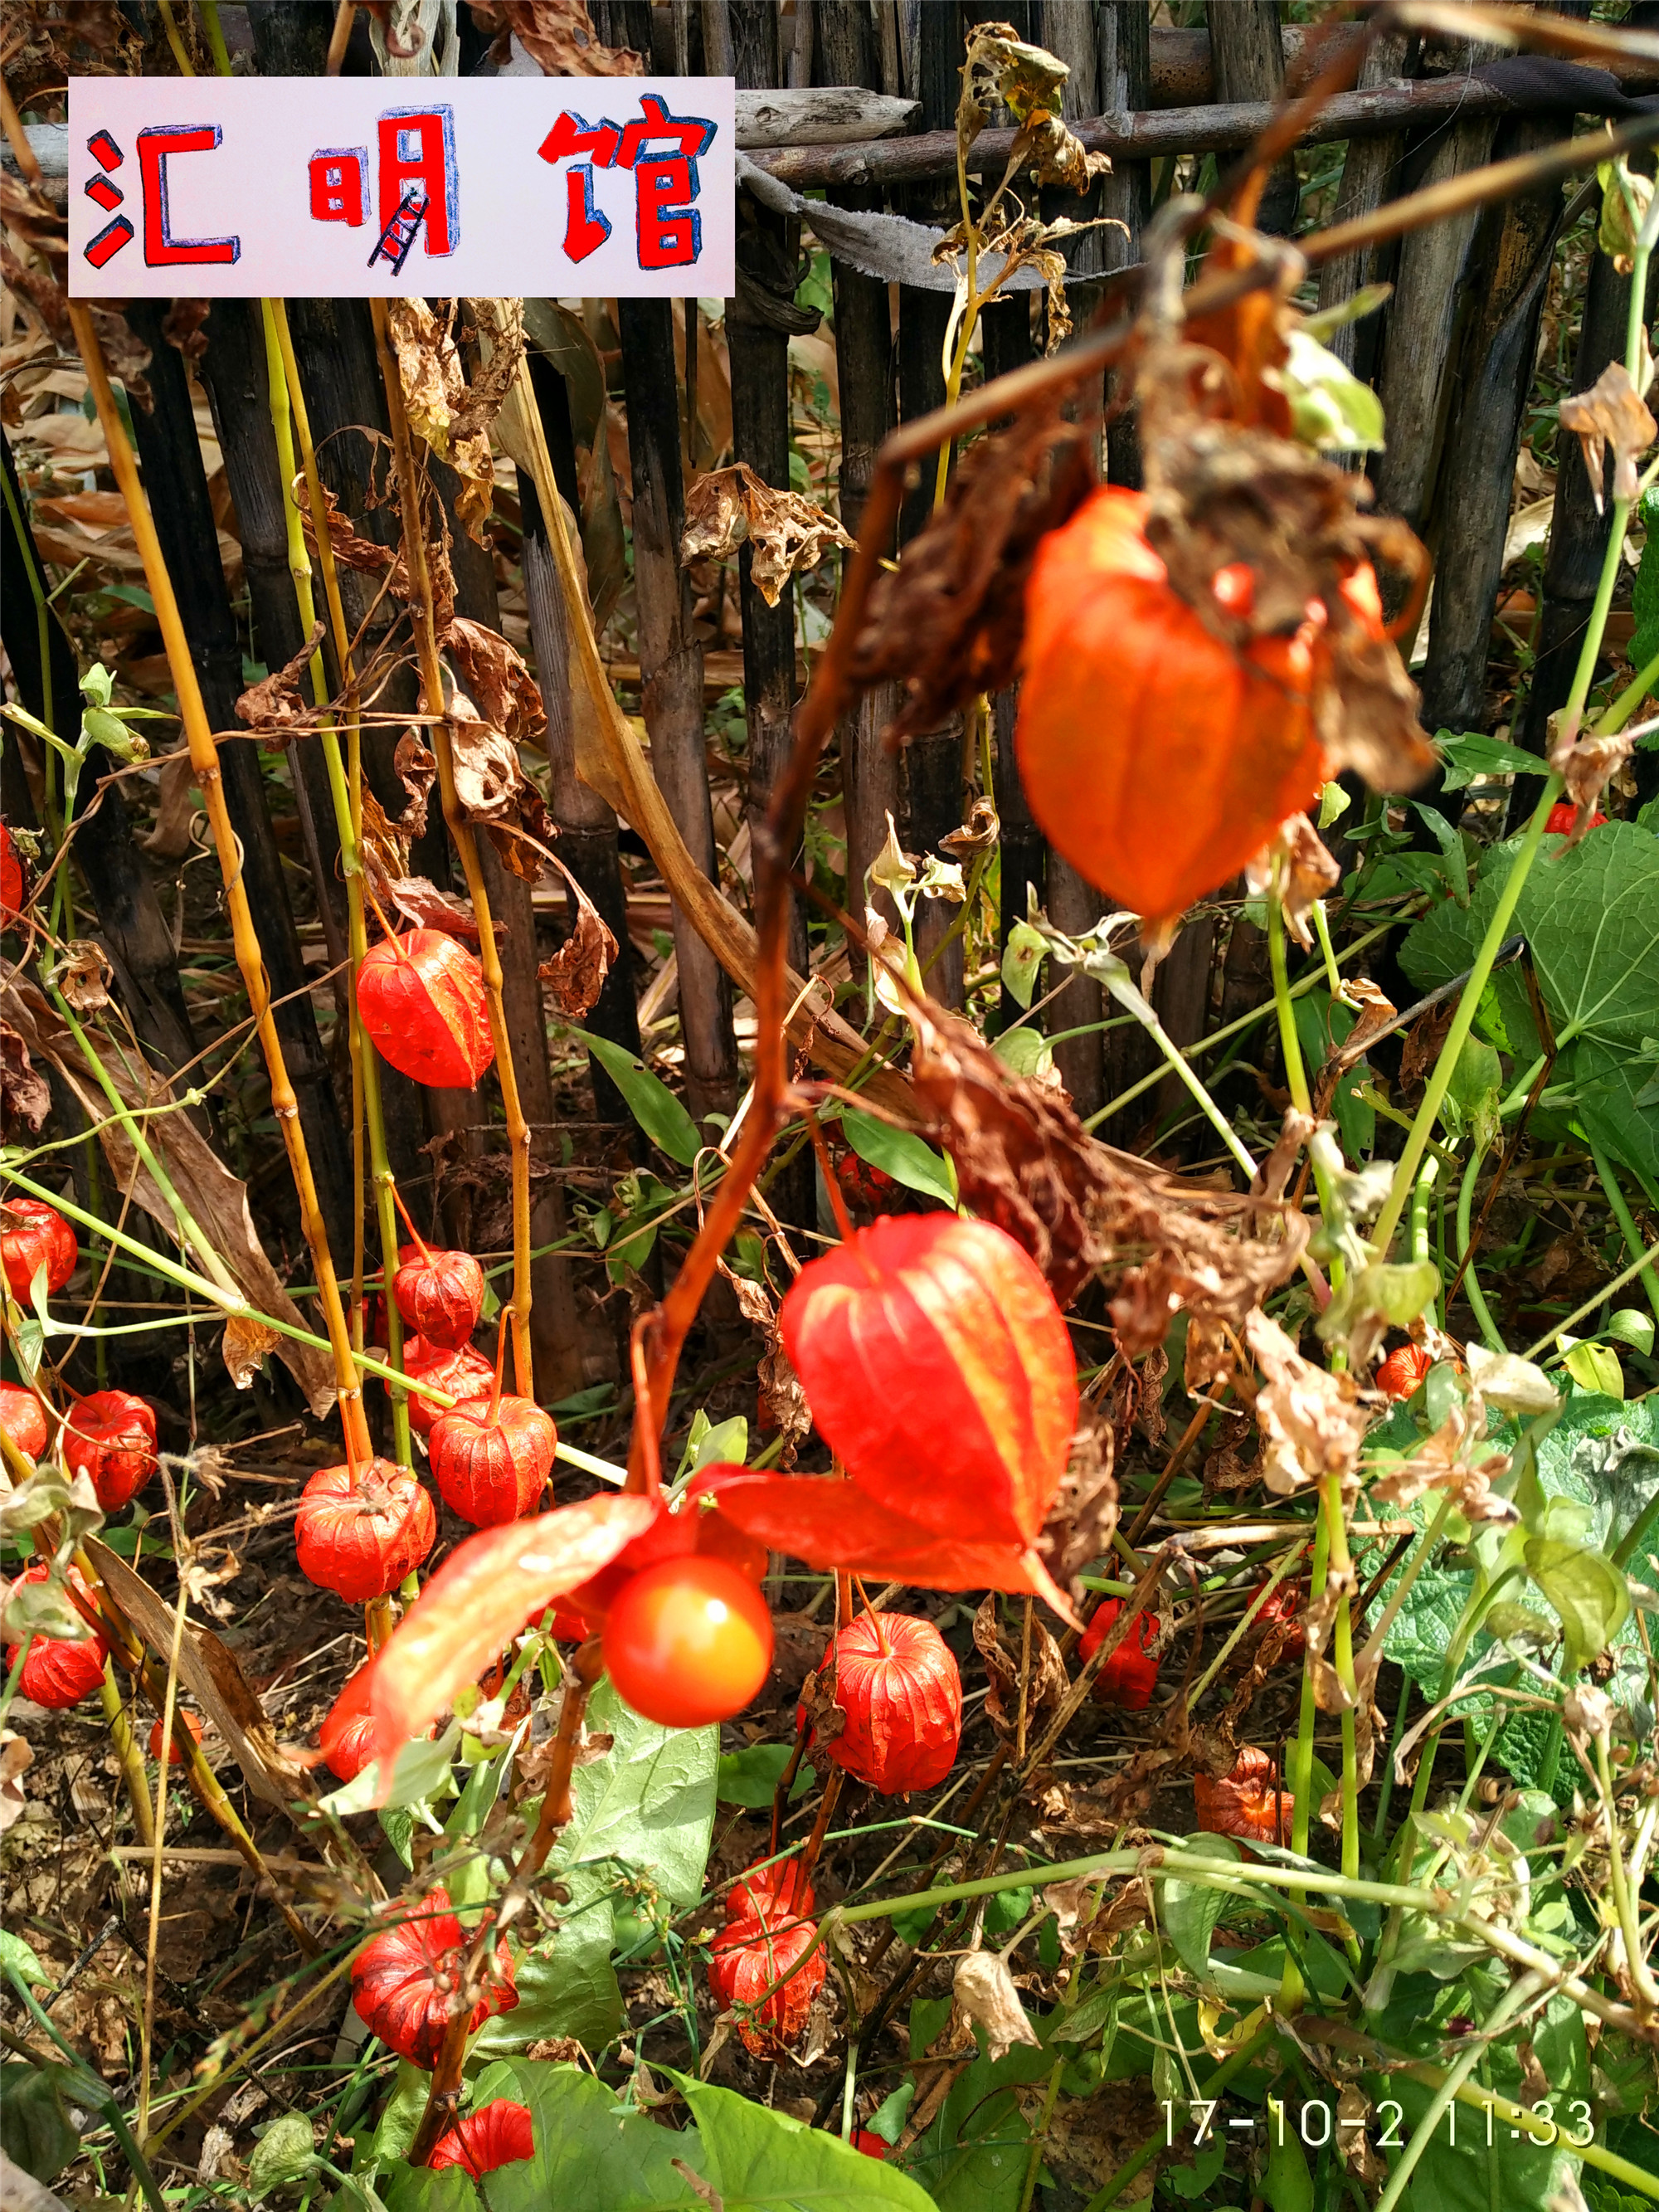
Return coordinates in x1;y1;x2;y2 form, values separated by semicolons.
451;299;526;451
951;1951;1041;2061
1243;812;1340;950
1243;1309;1368;1500
850;400;1095;741
393;733;438;849
162;299;211;366
56;940;113;1014
447;691;552;880
680;463;854;609
1037;1426;1118;1597
222;1313;278;1393
469;0;644;75
235;621;325;747
1546;715;1636;845
300;485;405;589
385;297;494;535
972;1592;1068;1743
538;856;618;1020
445;616;545;746
0;1730;32;1836
1559;362;1656;514
0;1022;51;1139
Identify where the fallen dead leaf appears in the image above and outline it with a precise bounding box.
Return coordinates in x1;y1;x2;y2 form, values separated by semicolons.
680;463;854;609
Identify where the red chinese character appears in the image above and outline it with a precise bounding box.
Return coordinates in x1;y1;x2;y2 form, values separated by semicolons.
377;107;456;257
136;124;239;267
310;146;368;227
563;165;611;262
636;157;698;270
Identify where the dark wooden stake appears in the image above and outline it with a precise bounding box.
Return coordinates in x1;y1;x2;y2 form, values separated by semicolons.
1206;0;1298;235
1315;28;1415;379
619;296;740;1132
124;300;353;1259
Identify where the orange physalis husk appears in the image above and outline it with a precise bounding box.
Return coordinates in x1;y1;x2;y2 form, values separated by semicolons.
358;928;494;1090
800;1610;962;1795
62;1389;158;1510
1078;1598;1161;1711
1;1196;78;1298
393;1241;485;1349
349;1885;517;2068
0;1381;49;1461
294;1459;436;1604
1194;1745;1294;1847
4;1563;108;1708
708;1888;825;2057
426;2101;535;2176
1014;486;1381;929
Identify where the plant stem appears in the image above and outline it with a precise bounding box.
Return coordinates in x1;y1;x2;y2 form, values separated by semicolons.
1590;1143;1659;1326
1374;1973;1545;2212
1596;1733;1659;2015
263;300;412;1465
1290;1508;1333;1861
1320;1472;1362;1888
66;303;369;1459
368;301;535;1399
1454;1143;1505;1351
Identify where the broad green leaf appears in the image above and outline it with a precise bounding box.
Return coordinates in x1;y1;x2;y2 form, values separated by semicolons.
1606;1307;1656;1355
1562;1341;1624;1400
1632;485;1659;674
716;1742;814;1808
1292;992;1373;1158
363;2063;431;2168
902;1998;1054;2210
572;1032;703;1167
1262;2123;1314;2212
0;1931;48;1985
866;2081;916;2146
1159;1834;1242;1981
1278;328;1385;451
0;2061;79;2183
248;2113;319;2200
1525;1499;1630;1663
1000;920;1047;1010
472;2059;702;2211
991;1025;1054;1083
679;2076;939;2211
1162;2134;1227;2200
1433;729;1547;793
840;1106;956;1209
379;2171;476;2212
320;1723;461;1818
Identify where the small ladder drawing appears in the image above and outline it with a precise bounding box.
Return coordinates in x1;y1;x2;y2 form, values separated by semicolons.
368;186;427;273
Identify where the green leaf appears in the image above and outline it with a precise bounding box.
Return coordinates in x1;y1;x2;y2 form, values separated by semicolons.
1607;1307;1656;1356
1160;1836;1242;1981
982;1884;1033;1937
1163;2134;1228;2200
472;2059;703;2211
320;1723;460;1817
1262;2123;1314;2212
866;2082;916;2147
1525;1505;1630;1664
1000;920;1047;1011
1278;328;1385;451
840;1106;956;1209
1563;1342;1625;1400
1433;729;1546;793
678;2077;940;2211
248;2113;318;2200
991;1026;1054;1083
0;1931;48;1985
380;2170;477;2212
716;1742;814;1809
0;2062;79;2183
900;1999;1054;2210
571;1032;703;1167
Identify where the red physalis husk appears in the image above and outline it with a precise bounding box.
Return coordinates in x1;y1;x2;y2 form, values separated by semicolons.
394;1241;486;1350
431;1394;556;1527
711;1471;1078;1620
726;1856;815;1927
350;1885;518;2068
358;928;494;1090
800;1611;962;1795
363;1493;657;1782
1014;487;1353;928
4;1564;108;1708
402;1336;495;1439
708;1877;825;2057
1;1196;78;1298
1194;1746;1293;1847
0;1381;49;1461
1078;1598;1161;1712
567;1479;766;1627
1375;1343;1433;1402
319;1658;434;1783
756;1215;1078;1611
427;2100;535;2177
294;1458;436;1604
0;821;22;912
63;1389;158;1510
148;1709;204;1765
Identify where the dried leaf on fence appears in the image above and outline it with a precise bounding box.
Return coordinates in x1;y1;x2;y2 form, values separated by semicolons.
1546;719;1636;845
300;485;405;588
162;298;211;365
538;857;617;1020
1;974;334;1415
235;621;325;747
680;462;855;608
952;1951;1041;2061
453;298;526;449
1558;361;1656;512
973;1591;1068;1744
371;865;494;944
394;732;438;846
221;1313;279;1393
445;616;545;745
446;691;553;879
1;1022;51;1138
849;400;1095;739
385;297;493;534
469;0;643;75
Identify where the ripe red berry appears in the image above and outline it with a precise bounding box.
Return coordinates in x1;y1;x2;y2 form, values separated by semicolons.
430;1394;557;1528
350;1885;518;2068
63;1390;158;1510
401;1336;495;1440
4;1564;108;1708
601;1557;774;1729
1375;1343;1433;1401
2;1197;78;1300
393;1243;485;1351
1194;1747;1293;1846
708;1891;825;2055
1078;1599;1161;1712
426;2100;535;2177
0;1382;49;1462
295;1459;436;1603
1545;802;1607;835
800;1611;962;1794
780;1214;1078;1556
148;1710;205;1765
358;929;494;1090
